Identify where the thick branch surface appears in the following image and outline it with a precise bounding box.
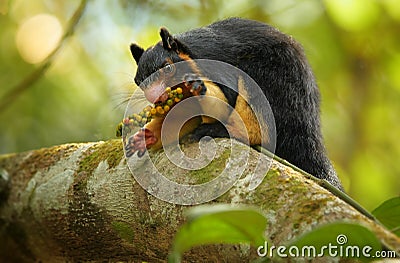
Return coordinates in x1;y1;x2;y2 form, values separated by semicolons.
0;139;399;262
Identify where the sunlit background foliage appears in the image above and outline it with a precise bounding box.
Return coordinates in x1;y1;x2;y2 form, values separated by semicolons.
0;0;399;210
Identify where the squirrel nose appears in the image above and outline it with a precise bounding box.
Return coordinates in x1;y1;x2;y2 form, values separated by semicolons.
144;84;165;103
154;92;169;104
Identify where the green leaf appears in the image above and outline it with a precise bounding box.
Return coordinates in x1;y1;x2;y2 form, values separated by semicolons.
288;222;381;262
169;204;267;263
372;197;400;236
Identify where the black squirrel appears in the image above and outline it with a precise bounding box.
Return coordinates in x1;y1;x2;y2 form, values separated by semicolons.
126;17;343;190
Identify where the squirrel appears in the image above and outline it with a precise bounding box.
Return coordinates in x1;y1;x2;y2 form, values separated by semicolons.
125;17;343;190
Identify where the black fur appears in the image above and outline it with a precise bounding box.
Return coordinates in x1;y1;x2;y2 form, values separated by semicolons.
160;27;178;51
130;44;144;64
131;18;343;190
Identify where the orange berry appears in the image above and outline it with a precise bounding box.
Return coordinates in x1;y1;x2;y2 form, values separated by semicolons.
156;106;164;114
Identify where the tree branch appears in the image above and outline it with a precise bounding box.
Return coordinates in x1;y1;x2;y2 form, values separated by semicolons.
0;139;399;262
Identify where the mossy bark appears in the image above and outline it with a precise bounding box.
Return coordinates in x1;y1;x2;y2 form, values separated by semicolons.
0;139;399;262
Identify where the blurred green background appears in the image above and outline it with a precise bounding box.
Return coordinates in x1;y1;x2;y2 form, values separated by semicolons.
0;0;399;211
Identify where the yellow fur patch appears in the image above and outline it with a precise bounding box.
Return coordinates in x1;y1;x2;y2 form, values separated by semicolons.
200;81;229;124
226;76;269;145
178;52;191;61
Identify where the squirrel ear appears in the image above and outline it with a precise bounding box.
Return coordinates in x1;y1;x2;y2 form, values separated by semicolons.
130;43;144;64
160;27;178;51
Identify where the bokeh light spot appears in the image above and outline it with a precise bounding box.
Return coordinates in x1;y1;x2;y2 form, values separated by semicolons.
16;13;63;64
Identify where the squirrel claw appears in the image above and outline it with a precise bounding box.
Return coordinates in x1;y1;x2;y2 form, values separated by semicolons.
124;128;157;158
184;73;207;96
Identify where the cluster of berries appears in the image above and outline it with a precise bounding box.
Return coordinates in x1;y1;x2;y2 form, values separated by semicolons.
116;87;184;137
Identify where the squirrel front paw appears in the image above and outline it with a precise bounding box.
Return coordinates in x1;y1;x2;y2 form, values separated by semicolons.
125;128;158;157
184;73;207;96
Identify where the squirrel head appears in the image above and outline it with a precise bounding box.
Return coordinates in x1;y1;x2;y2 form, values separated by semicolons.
130;27;188;65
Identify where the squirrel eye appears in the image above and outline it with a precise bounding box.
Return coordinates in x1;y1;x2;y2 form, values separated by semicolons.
163;63;175;74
